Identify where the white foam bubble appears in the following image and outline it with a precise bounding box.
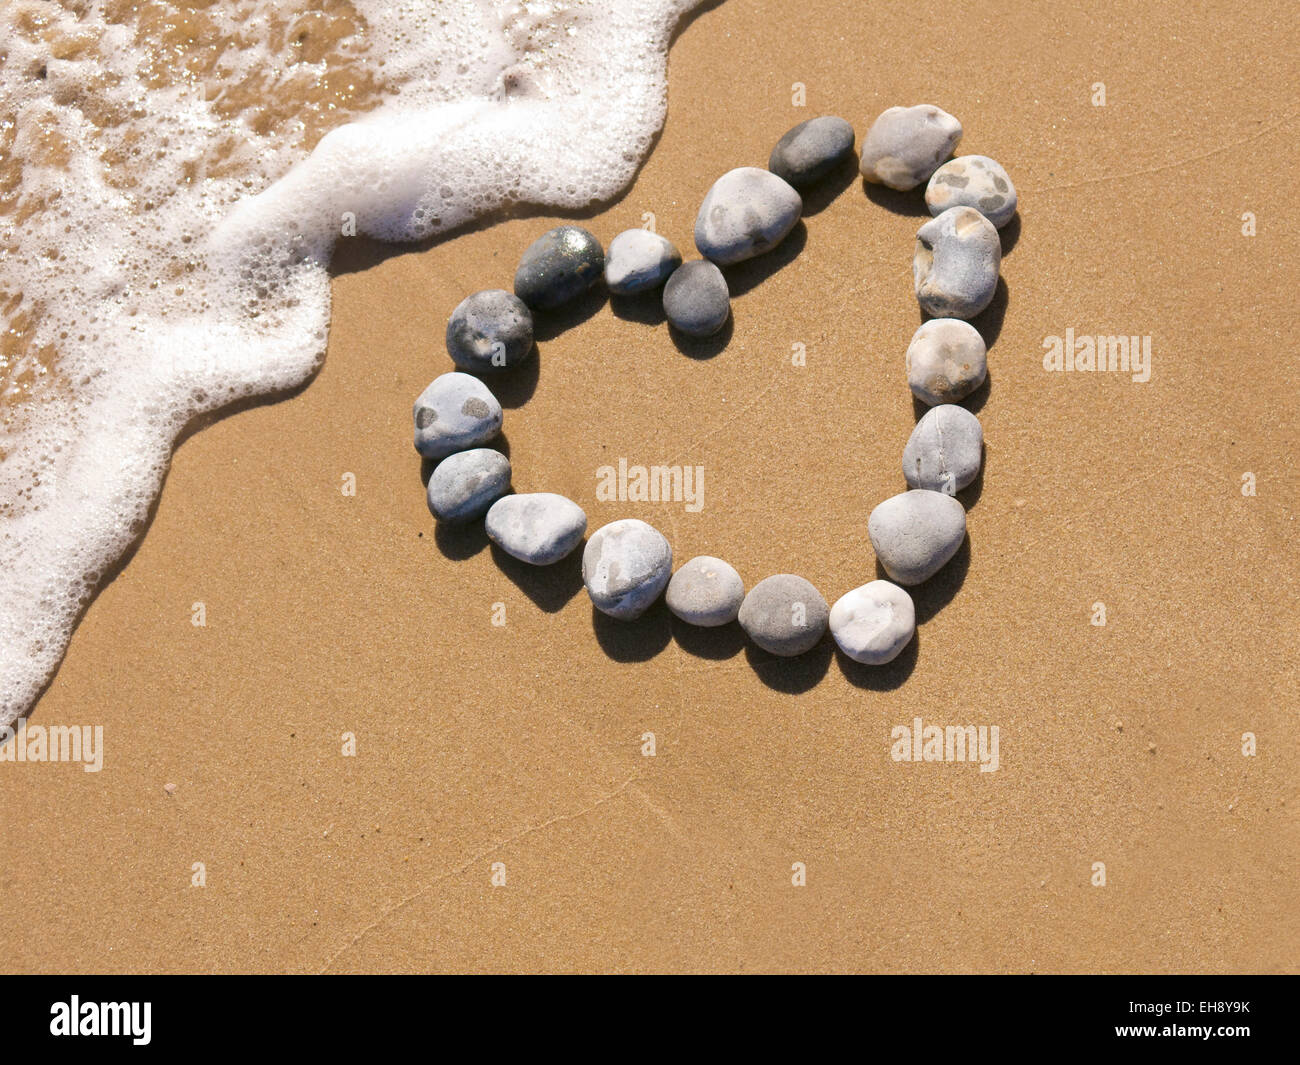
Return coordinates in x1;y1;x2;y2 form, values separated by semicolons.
0;0;705;723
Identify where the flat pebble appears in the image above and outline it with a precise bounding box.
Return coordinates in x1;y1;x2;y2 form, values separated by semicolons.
486;492;587;565
738;574;828;656
694;167;802;265
582;518;673;619
665;556;745;627
829;580;916;665
905;318;988;406
768;116;856;188
412;372;503;460
663;260;730;337
514;226;604;309
867;490;967;586
426;448;511;523
913;206;1001;319
604;229;682;295
445;289;534;372
902;405;983;496
925;155;1017;229
860;104;962;191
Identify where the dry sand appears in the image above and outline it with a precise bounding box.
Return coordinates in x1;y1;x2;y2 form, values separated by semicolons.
2;0;1297;973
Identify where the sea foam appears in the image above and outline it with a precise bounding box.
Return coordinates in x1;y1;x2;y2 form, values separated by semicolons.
0;0;706;723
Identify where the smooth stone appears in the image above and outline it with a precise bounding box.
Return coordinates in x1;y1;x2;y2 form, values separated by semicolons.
737;574;828;657
665;556;745;627
445;289;534;372
513;226;604;309
426;448;511;523
903;405;984;496
913;206;1001;319
926;155;1017;229
604;229;682;295
768;115;856;188
694;167;802;265
867;490;967;586
859;104;962;191
582;518;672;619
486;492;587;565
905;318;988;406
829;580;916;665
412;372;503;460
663;260;730;337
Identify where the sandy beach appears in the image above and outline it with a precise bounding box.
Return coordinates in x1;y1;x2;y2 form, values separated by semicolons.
1;0;1296;973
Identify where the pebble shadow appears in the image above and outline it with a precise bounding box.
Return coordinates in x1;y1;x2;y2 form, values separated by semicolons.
1000;213;1021;256
956;456;985;509
669;615;747;660
744;638;832;693
435;519;490;561
862;179;931;217
798;155;859;216
670;315;733;359
610;291;667;326
592;600;673;662
723;220;807;298
877;538;971;625
836;635;918;691
472;348;539;408
911;373;990;419
533;286;607;341
491;543;585;613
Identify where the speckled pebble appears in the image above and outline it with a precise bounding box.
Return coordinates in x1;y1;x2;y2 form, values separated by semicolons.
867;490;967;586
926;155;1017;229
860;104;962;191
582;518;673;619
665;555;745;627
905;318;988;406
694;167;802;265
513;225;604;309
486;492;587;565
829;580;916;665
913;206;1001;319
412;372;503;460
604;229;682;295
738;574;829;656
768;116;856;189
445;289;534;372
663;260;730;337
426;448;511;523
903;404;984;496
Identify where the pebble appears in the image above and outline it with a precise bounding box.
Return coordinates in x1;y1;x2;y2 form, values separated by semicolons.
582;518;673;619
486;492;587;565
412;372;503;460
694;167;802;265
426;448;511;523
445;289;534;372
665;556;745;627
925;155;1017;229
768;116;856;188
905;318;988;406
903;405;983;496
913;206;1001;319
513;225;604;309
604;229;682;295
867;490;967;586
859;104;962;191
829;580;916;665
663;260;730;337
737;574;828;656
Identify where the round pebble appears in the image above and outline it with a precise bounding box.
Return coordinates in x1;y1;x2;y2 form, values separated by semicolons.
513;226;604;309
582;519;673;620
445;289;534;372
829;580;916;665
867;490;967;586
902;405;984;496
412;372;503;460
426;448;510;523
913;206;1001;319
859;104;962;191
694;167;802;265
737;574;829;656
768;116;856;188
604;229;682;295
925;155;1017;229
663;260;730;337
905;318;988;406
665;556;745;627
486;493;587;565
